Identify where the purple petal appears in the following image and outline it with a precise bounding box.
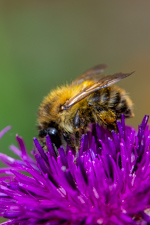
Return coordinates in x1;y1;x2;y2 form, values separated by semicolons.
0;126;11;139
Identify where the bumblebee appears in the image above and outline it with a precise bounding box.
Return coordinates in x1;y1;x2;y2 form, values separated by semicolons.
38;64;134;152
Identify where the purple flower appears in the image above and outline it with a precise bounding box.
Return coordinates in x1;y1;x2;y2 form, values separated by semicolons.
0;115;150;225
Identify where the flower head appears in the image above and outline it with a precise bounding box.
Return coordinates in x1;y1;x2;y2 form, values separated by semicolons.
0;115;150;224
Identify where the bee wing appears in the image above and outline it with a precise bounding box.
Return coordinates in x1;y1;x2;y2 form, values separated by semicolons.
62;71;134;110
72;64;107;85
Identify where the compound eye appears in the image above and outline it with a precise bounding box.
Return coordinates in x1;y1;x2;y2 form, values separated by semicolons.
47;127;61;148
39;129;47;138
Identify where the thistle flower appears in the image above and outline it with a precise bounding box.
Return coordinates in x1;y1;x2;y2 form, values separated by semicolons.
0;115;150;225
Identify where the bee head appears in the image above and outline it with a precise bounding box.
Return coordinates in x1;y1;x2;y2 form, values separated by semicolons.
38;124;61;149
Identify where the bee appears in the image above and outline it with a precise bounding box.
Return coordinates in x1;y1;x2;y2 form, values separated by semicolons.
38;64;134;152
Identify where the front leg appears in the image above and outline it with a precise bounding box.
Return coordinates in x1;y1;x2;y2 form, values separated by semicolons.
73;109;82;157
63;132;75;150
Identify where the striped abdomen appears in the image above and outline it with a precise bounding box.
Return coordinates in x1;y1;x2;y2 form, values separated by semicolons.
87;86;134;119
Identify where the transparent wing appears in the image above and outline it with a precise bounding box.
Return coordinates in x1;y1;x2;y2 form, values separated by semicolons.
71;64;107;85
62;71;134;110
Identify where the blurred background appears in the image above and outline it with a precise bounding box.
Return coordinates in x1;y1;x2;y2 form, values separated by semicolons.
0;1;150;162
0;0;150;222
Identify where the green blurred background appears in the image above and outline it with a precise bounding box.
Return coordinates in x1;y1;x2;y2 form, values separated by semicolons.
1;0;150;154
0;0;150;222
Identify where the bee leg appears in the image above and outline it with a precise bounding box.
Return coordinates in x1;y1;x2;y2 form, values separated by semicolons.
73;109;82;158
92;106;117;131
63;132;75;149
102;109;117;131
74;130;80;155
